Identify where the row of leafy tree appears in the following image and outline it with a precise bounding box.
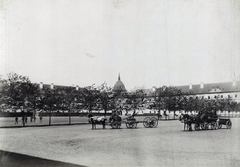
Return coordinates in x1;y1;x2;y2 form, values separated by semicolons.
151;86;239;118
0;72;239;126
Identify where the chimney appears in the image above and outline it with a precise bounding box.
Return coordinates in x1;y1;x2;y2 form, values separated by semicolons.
200;82;204;89
189;83;192;90
233;80;236;86
51;83;54;89
40;82;43;89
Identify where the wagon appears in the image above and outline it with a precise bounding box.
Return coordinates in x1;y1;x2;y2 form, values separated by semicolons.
217;119;232;129
110;116;158;129
199;117;218;130
180;113;231;131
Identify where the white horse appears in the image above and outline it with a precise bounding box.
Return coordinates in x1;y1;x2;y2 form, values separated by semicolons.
88;116;107;130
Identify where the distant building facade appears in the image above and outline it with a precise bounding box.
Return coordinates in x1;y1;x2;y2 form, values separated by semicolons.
175;81;240;103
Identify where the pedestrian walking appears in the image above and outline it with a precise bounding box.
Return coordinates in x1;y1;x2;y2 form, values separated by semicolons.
39;116;43;123
157;113;160;120
25;116;28;123
15;116;18;124
33;116;36;122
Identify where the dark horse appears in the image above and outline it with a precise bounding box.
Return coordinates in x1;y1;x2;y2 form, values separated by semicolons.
179;112;218;131
179;114;194;131
87;113;107;130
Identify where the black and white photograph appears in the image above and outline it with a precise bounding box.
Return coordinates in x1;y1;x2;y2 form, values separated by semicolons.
0;0;240;167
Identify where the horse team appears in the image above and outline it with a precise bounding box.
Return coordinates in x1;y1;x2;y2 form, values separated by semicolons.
87;112;121;130
179;113;232;131
87;111;232;131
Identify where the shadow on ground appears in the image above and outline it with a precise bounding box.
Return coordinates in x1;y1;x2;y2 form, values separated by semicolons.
0;150;87;167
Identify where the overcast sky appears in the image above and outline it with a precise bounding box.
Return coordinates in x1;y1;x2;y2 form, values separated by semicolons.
1;0;240;90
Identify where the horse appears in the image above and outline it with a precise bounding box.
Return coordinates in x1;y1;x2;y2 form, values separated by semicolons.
87;114;107;130
179;114;194;131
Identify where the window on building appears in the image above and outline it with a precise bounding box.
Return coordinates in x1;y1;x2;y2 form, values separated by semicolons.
221;95;223;98
235;94;237;98
214;96;217;98
208;96;210;99
228;95;231;98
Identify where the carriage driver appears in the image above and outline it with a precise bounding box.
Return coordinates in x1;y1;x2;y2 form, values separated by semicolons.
87;112;94;118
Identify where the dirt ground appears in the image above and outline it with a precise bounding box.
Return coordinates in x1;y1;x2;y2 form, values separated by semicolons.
0;118;240;167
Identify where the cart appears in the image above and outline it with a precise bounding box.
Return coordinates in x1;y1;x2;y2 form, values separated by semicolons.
217;118;232;129
110;116;158;129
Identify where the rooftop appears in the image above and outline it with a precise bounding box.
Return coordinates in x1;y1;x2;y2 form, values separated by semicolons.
176;81;240;94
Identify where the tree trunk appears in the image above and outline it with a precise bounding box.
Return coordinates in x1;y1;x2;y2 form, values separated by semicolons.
49;110;51;125
21;109;25;127
68;110;71;125
104;109;107;117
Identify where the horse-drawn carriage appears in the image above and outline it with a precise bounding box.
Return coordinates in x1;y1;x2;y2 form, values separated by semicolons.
88;112;158;130
109;115;158;129
179;112;232;131
217;118;232;129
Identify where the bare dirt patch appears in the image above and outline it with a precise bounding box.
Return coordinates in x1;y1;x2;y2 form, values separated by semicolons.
0;118;240;167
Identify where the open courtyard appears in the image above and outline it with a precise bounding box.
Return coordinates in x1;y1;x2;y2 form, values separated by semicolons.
0;117;240;167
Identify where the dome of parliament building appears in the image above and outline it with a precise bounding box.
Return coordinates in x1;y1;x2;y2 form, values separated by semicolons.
113;74;127;93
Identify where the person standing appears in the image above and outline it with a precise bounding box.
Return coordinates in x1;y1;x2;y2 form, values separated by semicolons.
157;112;161;120
15;116;18;124
25;116;28;124
39;116;43;123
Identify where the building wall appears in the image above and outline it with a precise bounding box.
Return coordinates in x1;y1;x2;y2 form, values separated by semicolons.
195;92;240;103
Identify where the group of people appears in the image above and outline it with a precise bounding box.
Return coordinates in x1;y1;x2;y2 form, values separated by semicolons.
14;115;43;125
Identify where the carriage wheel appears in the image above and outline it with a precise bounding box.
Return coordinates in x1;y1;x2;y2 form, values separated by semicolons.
143;117;151;128
126;121;136;128
111;121;121;129
125;122;131;128
226;120;232;129
211;122;217;130
218;124;222;129
150;117;158;128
